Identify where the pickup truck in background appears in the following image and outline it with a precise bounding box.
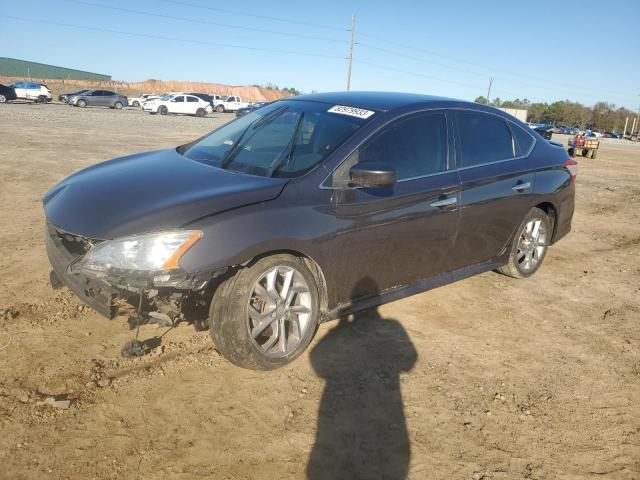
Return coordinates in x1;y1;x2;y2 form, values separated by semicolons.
213;95;249;113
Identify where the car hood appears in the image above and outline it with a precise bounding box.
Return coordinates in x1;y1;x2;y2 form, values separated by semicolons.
43;148;288;239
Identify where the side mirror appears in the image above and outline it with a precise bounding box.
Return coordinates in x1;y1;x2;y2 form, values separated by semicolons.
349;163;397;188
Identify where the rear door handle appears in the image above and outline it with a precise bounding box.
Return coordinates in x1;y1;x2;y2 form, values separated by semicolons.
430;195;458;208
512;182;531;192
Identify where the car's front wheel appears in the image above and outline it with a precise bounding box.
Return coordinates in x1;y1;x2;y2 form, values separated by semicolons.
498;207;551;278
132;101;140;107
216;104;225;113
0;94;6;103
159;105;168;115
209;254;319;370
77;99;87;108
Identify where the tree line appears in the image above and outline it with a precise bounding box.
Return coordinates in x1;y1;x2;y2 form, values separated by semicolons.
474;96;637;132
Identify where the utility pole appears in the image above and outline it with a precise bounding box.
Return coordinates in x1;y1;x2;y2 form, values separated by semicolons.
346;14;356;91
486;76;493;104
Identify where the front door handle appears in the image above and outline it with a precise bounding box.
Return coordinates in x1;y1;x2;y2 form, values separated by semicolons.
430;195;458;208
512;182;531;192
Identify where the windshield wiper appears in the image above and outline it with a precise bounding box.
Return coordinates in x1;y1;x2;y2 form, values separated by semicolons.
219;106;288;170
267;112;305;177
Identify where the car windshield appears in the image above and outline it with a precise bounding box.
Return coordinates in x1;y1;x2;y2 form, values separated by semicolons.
182;100;372;178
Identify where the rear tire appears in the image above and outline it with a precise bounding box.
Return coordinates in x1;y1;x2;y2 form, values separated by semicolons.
216;104;225;113
114;101;123;110
132;101;140;107
0;94;6;103
159;105;168;115
209;254;319;370
497;207;551;279
195;108;206;117
36;95;47;103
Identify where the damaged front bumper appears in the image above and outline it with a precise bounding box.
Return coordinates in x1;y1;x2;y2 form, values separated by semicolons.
45;222;221;320
45;226;119;318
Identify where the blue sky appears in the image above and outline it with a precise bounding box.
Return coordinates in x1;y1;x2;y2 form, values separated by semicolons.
1;0;638;109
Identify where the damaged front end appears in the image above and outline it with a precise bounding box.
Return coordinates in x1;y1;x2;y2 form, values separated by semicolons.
45;221;224;330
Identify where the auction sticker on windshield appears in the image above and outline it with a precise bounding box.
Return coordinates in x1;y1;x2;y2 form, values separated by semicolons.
327;105;375;119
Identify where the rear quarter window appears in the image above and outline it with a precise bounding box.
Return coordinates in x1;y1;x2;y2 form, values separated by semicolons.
456;111;515;167
509;122;535;155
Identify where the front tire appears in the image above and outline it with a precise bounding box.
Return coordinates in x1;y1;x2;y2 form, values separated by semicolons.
498;207;551;279
132;101;140;107
209;254;319;370
77;99;87;108
0;94;6;103
159;105;168;115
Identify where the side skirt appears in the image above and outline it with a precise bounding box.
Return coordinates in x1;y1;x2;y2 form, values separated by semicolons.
323;260;504;322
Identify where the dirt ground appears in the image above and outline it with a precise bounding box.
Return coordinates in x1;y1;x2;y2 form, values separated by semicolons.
0;102;638;480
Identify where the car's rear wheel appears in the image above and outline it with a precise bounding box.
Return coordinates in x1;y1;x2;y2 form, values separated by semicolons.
37;95;47;103
216;104;225;113
498;207;550;279
159;105;168;115
195;108;206;117
114;101;123;110
132;101;140;107
77;99;87;108
209;254;319;370
0;94;6;103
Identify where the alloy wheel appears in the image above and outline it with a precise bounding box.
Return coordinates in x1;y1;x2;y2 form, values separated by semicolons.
247;265;312;358
516;219;547;273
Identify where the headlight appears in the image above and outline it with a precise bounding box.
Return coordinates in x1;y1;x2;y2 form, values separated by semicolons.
78;230;202;276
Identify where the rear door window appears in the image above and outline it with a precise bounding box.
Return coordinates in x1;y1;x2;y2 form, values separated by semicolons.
187;96;198;103
456;111;515;167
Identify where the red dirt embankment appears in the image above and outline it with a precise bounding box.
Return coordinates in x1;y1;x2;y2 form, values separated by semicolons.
0;76;290;102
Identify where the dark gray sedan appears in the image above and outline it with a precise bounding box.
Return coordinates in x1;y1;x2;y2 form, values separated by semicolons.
44;92;576;369
68;90;128;109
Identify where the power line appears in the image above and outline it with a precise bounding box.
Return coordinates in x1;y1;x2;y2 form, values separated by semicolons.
0;15;347;60
357;41;636;103
158;0;348;32
357;31;635;101
64;0;348;44
352;59;485;91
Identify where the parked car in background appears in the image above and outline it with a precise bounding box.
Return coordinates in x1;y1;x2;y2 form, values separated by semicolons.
9;81;52;103
142;93;213;116
129;93;158;107
529;123;553;140
235;101;271;117
59;90;90;103
68;90;128;109
605;131;622;139
0;83;18;103
43;91;576;370
214;95;249;112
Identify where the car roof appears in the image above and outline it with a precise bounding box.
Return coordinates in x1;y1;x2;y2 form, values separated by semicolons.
286;91;467;112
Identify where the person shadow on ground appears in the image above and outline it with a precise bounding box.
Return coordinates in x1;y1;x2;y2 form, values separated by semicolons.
307;277;418;480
